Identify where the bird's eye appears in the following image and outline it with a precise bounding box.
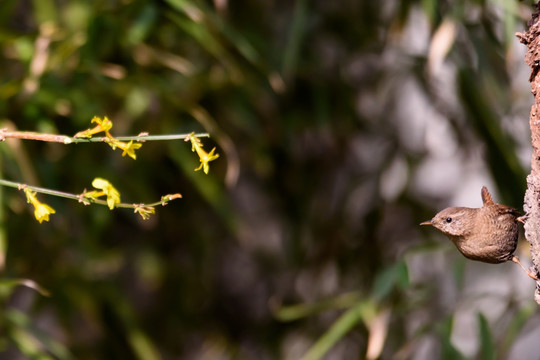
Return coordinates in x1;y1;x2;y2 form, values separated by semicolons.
445;217;452;223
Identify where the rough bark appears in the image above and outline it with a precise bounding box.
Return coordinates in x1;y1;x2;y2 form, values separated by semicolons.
517;6;540;305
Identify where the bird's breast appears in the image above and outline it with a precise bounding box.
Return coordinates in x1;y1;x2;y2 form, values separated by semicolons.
449;211;518;263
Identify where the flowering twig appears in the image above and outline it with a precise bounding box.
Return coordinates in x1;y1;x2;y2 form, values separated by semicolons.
0;179;182;221
0;116;218;223
0;129;210;144
0;116;212;161
0;117;215;163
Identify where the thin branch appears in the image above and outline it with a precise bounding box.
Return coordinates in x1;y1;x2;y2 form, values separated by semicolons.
72;133;210;143
0;179;181;210
0;130;209;144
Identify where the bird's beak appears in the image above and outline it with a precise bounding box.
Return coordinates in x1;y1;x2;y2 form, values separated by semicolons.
420;220;433;226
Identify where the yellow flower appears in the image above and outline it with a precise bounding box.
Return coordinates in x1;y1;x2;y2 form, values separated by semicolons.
134;206;155;220
84;178;121;210
74;116;113;138
23;188;55;223
188;134;219;174
107;138;142;160
119;140;143;160
194;147;219;174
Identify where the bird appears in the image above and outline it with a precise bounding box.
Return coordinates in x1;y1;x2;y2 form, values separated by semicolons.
420;186;538;280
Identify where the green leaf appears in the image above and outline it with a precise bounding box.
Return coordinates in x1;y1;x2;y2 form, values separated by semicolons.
478;313;495;360
282;0;308;79
6;309;74;360
372;261;409;301
126;4;158;45
300;301;375;360
31;0;57;24
272;292;361;322
439;316;468;360
10;327;54;360
0;278;50;297
128;328;161;360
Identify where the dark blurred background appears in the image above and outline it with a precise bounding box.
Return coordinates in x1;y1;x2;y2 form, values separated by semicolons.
0;0;539;359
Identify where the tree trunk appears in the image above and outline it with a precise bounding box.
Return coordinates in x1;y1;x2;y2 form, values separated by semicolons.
517;6;540;305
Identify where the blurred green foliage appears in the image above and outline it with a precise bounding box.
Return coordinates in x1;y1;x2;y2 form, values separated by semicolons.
0;0;538;359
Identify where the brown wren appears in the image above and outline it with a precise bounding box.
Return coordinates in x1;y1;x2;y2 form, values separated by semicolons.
420;186;538;280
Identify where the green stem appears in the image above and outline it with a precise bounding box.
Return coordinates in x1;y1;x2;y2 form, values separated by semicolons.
71;133;210;143
0;131;209;144
0;179;180;209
